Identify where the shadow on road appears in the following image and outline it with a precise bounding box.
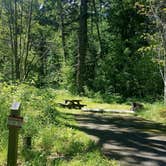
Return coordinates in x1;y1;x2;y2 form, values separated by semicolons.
67;113;166;166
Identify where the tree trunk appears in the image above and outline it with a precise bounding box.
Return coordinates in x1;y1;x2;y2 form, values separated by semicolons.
24;0;33;79
76;0;88;93
150;1;166;104
14;0;20;80
57;0;67;61
164;55;166;104
8;6;15;81
92;0;103;57
38;35;47;87
164;79;166;104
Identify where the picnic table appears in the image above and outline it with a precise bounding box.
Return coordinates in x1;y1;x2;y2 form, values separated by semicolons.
58;99;86;109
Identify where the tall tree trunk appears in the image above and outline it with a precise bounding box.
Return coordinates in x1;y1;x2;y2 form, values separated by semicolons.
164;54;166;104
164;78;166;104
8;2;15;81
24;0;33;80
76;0;88;93
150;0;166;104
38;35;47;87
57;0;67;61
92;0;103;57
14;0;20;80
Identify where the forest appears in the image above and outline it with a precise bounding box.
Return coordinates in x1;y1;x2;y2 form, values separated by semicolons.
0;0;166;166
0;0;165;101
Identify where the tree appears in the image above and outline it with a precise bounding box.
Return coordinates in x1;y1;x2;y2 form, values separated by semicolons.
149;0;166;103
1;0;34;81
0;0;164;101
92;0;162;99
76;0;88;93
57;0;67;61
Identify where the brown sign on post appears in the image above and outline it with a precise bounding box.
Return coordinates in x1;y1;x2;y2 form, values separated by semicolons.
7;102;23;166
8;116;23;128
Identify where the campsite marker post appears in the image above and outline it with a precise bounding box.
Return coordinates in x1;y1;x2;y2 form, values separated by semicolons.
7;102;23;166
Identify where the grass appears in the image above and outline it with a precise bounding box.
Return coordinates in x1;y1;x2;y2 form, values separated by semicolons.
0;83;117;166
136;102;166;124
56;151;117;166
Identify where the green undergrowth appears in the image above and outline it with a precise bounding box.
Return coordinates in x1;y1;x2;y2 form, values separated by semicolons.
0;83;117;166
136;102;166;125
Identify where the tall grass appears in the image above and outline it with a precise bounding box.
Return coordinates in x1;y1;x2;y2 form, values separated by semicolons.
136;102;166;124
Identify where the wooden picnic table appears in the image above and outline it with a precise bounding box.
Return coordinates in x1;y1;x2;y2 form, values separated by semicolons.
59;99;86;109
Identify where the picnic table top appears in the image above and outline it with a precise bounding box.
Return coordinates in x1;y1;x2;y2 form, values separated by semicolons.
58;99;86;109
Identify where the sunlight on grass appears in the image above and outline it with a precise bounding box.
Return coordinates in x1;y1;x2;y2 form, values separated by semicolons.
137;102;166;124
55;90;130;110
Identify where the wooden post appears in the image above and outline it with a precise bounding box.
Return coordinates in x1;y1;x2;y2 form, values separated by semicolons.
23;136;32;149
7;102;23;166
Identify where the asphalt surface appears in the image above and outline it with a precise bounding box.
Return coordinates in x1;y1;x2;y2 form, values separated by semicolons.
74;113;166;166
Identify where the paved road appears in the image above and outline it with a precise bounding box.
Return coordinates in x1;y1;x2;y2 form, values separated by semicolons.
74;113;166;166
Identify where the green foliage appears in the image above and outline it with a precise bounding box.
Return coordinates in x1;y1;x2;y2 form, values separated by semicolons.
0;0;164;101
91;0;162;100
22;116;39;137
60;64;76;92
0;83;116;165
